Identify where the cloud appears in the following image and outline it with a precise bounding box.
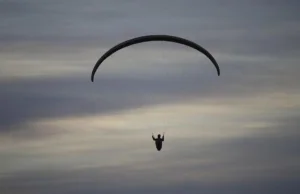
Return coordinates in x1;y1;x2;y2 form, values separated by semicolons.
1;112;299;194
1;0;299;57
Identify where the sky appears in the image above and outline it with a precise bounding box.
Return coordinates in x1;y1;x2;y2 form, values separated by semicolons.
1;0;300;193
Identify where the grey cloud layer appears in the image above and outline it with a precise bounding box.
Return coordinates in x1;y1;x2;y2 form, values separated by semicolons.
1;116;300;194
2;53;298;131
1;0;299;57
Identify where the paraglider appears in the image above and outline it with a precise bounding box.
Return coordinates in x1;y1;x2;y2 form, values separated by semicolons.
90;34;221;151
152;133;165;151
91;34;220;82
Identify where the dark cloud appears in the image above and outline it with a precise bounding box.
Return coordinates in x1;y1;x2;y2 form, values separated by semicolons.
2;171;299;194
0;73;219;131
1;50;299;131
1;0;299;57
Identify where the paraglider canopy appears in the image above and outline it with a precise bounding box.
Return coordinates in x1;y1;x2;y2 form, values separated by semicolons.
91;34;220;82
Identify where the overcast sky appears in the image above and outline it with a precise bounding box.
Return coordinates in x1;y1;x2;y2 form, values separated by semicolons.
1;0;300;193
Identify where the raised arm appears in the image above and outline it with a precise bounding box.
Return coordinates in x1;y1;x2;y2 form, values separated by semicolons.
152;133;156;141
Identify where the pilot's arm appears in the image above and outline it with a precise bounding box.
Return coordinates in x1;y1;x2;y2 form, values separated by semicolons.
152;133;156;141
162;135;164;141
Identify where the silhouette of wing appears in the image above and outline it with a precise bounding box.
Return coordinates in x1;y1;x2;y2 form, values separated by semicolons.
91;34;220;82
